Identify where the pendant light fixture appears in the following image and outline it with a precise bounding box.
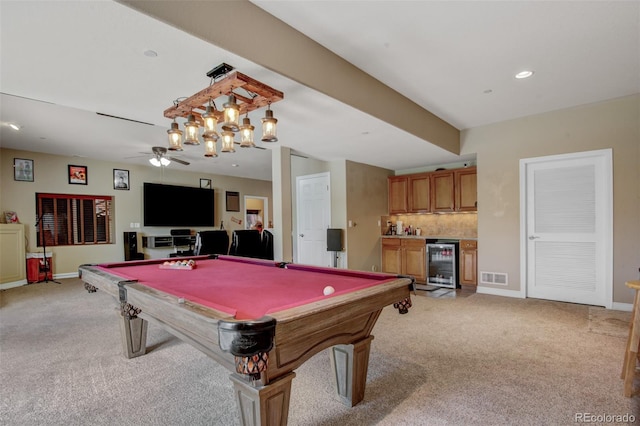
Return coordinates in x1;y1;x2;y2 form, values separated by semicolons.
221;94;240;132
167;119;183;151
184;113;200;145
261;103;278;142
220;130;236;153
203;134;218;157
202;103;220;140
239;115;255;148
163;64;284;161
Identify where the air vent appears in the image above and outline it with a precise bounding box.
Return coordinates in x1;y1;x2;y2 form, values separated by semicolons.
480;271;508;286
96;112;154;126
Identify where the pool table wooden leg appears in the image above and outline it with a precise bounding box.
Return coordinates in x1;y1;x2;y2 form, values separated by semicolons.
118;303;148;359
230;371;295;426
329;335;374;407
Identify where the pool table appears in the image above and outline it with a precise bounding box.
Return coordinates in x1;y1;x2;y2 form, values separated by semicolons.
79;255;414;426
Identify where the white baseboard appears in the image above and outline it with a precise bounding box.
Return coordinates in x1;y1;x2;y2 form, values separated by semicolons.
611;302;633;312
54;272;79;279
0;279;28;290
0;272;79;290
476;285;526;299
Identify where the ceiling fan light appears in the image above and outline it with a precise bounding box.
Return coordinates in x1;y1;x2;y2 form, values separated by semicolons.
149;157;161;167
167;121;184;151
160;157;171;166
203;134;218;157
239;116;255;148
261;106;278;142
202;105;220;140
220;130;236;153
184;113;200;145
222;94;240;132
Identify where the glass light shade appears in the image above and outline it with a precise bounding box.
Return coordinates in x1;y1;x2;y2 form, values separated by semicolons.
167;121;183;151
261;107;278;142
149;157;161;167
202;105;220;140
239;116;255;148
203;135;218;157
184;113;200;145
220;130;236;153
160;157;170;166
222;95;240;132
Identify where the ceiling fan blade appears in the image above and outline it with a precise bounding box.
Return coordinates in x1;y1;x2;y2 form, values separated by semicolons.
168;156;190;166
233;142;267;150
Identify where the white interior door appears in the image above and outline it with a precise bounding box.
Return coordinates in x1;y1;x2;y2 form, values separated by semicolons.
521;149;612;307
296;172;331;266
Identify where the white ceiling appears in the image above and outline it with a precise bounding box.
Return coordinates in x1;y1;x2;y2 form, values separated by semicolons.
1;1;638;181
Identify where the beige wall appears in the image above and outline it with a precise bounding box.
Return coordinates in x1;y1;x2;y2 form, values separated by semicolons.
345;160;391;272
462;95;640;305
289;156;392;271
0;148;272;276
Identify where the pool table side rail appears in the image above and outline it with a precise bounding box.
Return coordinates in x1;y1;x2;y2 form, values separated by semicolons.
267;276;413;379
79;265;240;371
124;282;237;371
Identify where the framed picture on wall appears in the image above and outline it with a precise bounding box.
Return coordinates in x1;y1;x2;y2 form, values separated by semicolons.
13;158;34;182
68;165;88;185
114;169;130;190
226;191;240;212
200;178;211;189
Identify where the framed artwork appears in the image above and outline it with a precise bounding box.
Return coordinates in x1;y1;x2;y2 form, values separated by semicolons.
113;169;130;190
14;158;34;182
226;191;240;212
68;165;88;185
200;178;212;189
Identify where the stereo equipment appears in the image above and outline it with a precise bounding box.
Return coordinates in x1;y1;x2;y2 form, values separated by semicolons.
327;228;343;252
170;229;191;236
124;232;144;261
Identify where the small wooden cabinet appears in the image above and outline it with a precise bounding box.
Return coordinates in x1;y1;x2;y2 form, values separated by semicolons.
408;173;431;213
0;224;26;285
381;238;426;283
388;166;476;214
431;170;455;212
459;239;478;286
455;167;477;211
388;176;409;214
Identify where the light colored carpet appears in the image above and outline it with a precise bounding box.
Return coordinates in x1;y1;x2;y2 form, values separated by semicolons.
589;306;632;338
1;279;638;425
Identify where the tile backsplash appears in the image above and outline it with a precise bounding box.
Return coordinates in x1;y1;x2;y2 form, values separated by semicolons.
381;212;477;238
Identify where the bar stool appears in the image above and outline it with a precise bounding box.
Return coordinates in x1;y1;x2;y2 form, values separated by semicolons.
622;280;640;397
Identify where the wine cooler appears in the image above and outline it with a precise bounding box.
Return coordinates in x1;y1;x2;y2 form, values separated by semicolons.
426;240;459;289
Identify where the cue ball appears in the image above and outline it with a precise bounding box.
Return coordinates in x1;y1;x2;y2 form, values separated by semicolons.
323;286;335;296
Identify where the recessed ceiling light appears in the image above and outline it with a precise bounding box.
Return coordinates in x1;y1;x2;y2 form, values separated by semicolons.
515;70;534;79
9;123;21;131
143;50;158;57
231;163;239;167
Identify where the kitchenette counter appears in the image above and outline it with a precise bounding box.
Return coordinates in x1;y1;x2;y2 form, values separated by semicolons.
380;235;477;241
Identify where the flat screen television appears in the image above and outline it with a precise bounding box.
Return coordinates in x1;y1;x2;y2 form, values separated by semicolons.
143;182;215;227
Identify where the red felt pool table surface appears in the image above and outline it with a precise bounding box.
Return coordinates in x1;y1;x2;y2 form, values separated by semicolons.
97;255;400;320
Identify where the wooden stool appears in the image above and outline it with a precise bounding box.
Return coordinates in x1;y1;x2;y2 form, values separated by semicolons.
622;280;640;397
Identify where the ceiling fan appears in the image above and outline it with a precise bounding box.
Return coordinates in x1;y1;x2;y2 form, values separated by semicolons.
145;146;190;167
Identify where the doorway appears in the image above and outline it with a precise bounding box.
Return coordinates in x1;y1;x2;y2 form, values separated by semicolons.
244;195;268;231
296;172;331;266
520;149;612;307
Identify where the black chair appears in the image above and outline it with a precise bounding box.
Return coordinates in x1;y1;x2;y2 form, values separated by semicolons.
229;230;263;258
194;230;230;256
260;229;274;260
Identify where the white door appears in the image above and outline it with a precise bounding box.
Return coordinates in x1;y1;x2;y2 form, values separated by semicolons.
521;149;612;307
296;172;331;266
